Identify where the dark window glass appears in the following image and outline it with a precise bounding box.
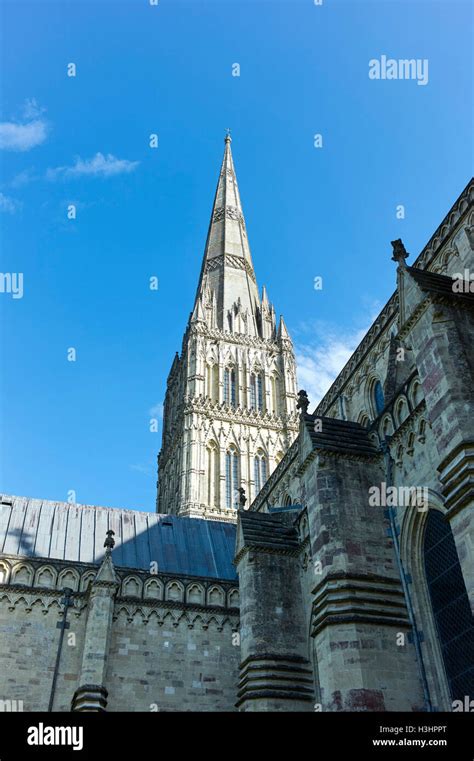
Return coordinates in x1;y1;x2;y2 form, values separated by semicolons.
374;380;385;415
424;509;474;701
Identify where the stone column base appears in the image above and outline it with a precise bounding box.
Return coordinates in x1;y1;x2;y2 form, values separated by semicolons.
236;654;314;711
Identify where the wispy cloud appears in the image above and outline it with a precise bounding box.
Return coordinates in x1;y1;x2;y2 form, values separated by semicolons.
0;99;48;152
0;192;21;213
22;98;46;120
47;152;140;180
10;168;38;188
294;310;380;408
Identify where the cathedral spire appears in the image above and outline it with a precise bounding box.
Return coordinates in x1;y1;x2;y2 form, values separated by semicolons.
157;138;298;521
193;134;260;336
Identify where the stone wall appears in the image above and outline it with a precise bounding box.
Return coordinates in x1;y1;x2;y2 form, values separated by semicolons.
0;556;240;712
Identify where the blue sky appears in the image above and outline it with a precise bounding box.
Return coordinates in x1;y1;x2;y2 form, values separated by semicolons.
0;0;472;511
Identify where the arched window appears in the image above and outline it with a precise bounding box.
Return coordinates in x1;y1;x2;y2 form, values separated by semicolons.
224;367;236;407
424;510;474;701
250;372;264;411
373;380;385;416
206;442;219;507
225;446;240;509
254;450;268;497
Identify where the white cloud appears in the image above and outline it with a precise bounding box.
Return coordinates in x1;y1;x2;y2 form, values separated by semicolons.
0;192;21;213
0;119;48;152
47;152;140;180
0;100;48;151
294;312;380;409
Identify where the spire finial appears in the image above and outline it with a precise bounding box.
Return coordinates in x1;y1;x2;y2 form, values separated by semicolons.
225;127;232;143
104;529;115;556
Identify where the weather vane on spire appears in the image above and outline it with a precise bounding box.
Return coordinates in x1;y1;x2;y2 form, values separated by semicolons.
225;127;232;142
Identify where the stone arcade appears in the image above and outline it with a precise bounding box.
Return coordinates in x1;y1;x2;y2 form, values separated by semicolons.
0;139;472;711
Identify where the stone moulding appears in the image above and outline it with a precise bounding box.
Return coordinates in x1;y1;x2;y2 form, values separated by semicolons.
438;440;474;518
310;571;409;636
204;254;256;284
71;684;108;713
236;653;314;707
0;554;239;605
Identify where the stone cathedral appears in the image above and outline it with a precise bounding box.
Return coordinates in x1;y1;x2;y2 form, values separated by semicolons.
0;140;473;713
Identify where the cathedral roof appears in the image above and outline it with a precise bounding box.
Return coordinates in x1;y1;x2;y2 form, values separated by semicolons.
0;495;237;581
303;415;379;457
238;511;300;554
407;266;474;302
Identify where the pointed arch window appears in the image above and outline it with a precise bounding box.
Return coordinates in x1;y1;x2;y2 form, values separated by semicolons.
373;380;385;416
254;450;268;496
224;368;236;407
226;446;240;509
424;509;474;701
250;372;264;412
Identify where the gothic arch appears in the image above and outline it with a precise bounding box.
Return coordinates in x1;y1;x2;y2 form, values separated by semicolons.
366;377;385;419
186;583;205;605
80;571;96;592
0;559;11;584
399;492;452;710
165;580;184;602
144;578;163;600
395;396;410;427
409;379;424;408
122;575;143;598
207;585;225;607
379;414;394;439
418;418;427;443
58;568;80;592
11;563;33;586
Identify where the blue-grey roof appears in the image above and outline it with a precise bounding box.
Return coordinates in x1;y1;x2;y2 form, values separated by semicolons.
0;495;237;581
